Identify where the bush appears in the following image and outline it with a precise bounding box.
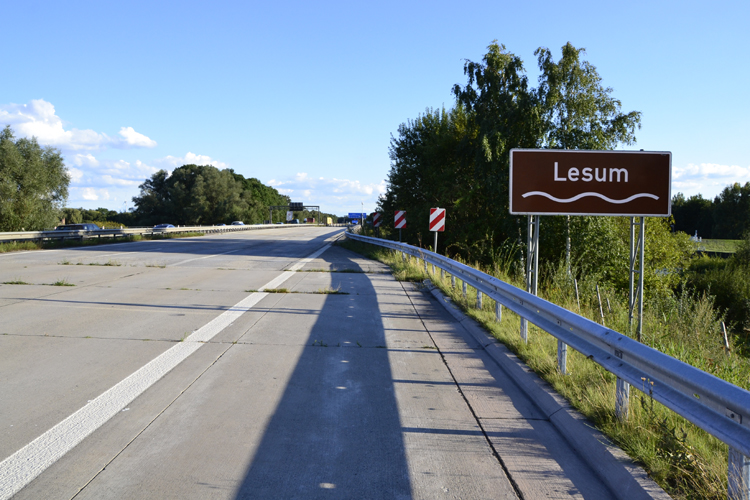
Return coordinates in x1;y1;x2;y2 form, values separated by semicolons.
685;252;750;336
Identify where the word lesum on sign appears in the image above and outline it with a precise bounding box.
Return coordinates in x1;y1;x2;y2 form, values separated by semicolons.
510;149;671;217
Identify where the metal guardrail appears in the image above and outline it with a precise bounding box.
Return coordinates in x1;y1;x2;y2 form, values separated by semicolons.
346;231;750;498
0;223;325;244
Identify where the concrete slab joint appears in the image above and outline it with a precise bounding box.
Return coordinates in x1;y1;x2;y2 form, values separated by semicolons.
421;279;669;500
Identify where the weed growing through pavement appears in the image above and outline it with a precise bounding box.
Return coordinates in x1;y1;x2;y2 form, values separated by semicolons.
315;286;347;294
52;279;75;286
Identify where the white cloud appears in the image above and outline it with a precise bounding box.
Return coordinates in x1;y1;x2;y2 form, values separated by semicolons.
266;172;387;216
157;152;227;169
101;175;142;187
0;99;156;151
67;167;84;183
117;127;157;148
673;162;750;198
75;187;110;201
72;153;99;168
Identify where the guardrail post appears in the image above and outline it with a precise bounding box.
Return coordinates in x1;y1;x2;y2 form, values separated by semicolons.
476;290;482;310
462;281;467;299
557;340;568;374
495;302;502;321
432;264;435;275
729;448;750;500
440;268;444;279
615;377;630;420
451;275;456;289
729;449;750;499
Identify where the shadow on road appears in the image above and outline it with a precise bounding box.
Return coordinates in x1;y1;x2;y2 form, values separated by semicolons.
233;246;412;499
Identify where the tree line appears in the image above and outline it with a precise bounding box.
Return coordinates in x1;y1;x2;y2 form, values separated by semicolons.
672;183;750;240
0;124;313;230
378;42;696;297
128;164;291;226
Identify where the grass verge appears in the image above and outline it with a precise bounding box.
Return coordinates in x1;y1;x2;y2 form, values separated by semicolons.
338;238;744;499
0;231;205;254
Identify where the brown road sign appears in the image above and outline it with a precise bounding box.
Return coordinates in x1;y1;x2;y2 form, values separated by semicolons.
510;149;671;216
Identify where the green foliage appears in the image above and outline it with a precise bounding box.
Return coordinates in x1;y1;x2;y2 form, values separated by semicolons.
535;42;641;150
672;183;750;240
713;182;750;239
672;193;713;237
380;42;644;271
131;165;290;225
0;126;69;231
379;42;689;301
685;234;750;334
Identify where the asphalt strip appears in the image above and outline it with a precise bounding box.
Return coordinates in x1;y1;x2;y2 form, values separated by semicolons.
0;241;335;500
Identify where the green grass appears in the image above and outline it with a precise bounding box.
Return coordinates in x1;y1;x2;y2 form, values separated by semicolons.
0;231;205;254
52;279;75;286
338;238;744;499
694;239;741;253
0;241;41;253
2;280;30;285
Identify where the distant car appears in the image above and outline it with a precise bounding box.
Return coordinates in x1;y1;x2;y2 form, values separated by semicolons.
153;224;175;230
56;223;100;231
231;221;244;225
216;223;226;226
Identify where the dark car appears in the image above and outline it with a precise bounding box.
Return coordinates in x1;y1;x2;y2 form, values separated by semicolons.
56;223;100;231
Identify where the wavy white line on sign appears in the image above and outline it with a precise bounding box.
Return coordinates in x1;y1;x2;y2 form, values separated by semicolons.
521;191;659;204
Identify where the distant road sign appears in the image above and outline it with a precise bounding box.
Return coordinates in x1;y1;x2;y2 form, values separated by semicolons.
372;212;382;227
394;210;406;229
347;213;364;220
429;208;445;232
286;211;293;221
510;149;671;216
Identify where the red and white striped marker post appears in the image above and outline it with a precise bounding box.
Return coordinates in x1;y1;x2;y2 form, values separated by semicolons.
429;207;445;253
394;210;406;241
371;212;382;237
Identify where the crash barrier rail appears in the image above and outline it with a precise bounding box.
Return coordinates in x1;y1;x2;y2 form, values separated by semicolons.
0;223;332;244
346;231;750;499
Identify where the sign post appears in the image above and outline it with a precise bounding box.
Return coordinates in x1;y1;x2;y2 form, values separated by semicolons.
510;149;672;416
429;207;445;253
394;210;406;242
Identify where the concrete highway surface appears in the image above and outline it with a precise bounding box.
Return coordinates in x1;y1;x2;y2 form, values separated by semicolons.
0;227;663;499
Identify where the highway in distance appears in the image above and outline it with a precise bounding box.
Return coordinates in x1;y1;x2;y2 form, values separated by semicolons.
0;227;663;499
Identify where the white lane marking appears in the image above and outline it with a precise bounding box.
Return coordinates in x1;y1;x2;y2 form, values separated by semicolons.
0;242;334;499
169;249;238;267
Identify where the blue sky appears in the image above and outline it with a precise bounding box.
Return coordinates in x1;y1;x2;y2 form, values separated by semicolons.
2;0;748;217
